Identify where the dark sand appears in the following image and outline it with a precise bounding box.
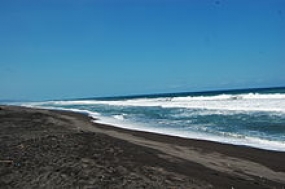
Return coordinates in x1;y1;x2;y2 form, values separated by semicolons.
0;105;285;189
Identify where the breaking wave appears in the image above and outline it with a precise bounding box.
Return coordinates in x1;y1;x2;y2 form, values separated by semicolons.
22;90;285;152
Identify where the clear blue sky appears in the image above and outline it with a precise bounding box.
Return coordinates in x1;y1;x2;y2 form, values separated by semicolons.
1;0;285;100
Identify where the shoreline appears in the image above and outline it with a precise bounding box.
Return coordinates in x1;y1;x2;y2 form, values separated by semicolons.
1;105;285;188
24;104;285;153
93;118;285;153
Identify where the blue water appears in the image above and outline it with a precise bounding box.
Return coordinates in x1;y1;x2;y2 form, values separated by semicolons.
23;87;285;151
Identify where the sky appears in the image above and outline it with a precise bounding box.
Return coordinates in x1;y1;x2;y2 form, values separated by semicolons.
0;0;285;100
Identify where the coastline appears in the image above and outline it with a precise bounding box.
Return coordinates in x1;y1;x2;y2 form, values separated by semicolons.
1;105;285;188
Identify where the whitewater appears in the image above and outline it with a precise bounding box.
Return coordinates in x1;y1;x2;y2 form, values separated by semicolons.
22;88;285;152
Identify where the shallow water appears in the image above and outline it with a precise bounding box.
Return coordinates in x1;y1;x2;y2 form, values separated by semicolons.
23;87;285;151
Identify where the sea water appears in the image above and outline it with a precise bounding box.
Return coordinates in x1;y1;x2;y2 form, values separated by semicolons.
23;87;285;152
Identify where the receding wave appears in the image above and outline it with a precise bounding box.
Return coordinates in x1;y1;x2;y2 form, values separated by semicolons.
22;91;285;152
93;113;285;152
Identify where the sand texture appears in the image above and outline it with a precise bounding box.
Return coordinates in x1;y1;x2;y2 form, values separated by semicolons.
0;105;285;189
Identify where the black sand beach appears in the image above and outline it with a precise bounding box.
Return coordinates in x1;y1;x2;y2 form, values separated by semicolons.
0;105;285;189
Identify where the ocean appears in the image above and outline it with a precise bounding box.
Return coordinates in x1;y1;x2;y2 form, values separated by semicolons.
22;87;285;152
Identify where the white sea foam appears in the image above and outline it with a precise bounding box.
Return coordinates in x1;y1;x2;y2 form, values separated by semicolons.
22;100;285;152
92;113;285;152
32;93;285;113
22;92;285;152
113;114;125;120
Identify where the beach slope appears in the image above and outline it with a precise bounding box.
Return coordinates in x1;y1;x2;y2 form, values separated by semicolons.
0;105;284;189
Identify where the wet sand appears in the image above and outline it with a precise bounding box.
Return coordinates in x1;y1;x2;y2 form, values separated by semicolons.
0;105;285;189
